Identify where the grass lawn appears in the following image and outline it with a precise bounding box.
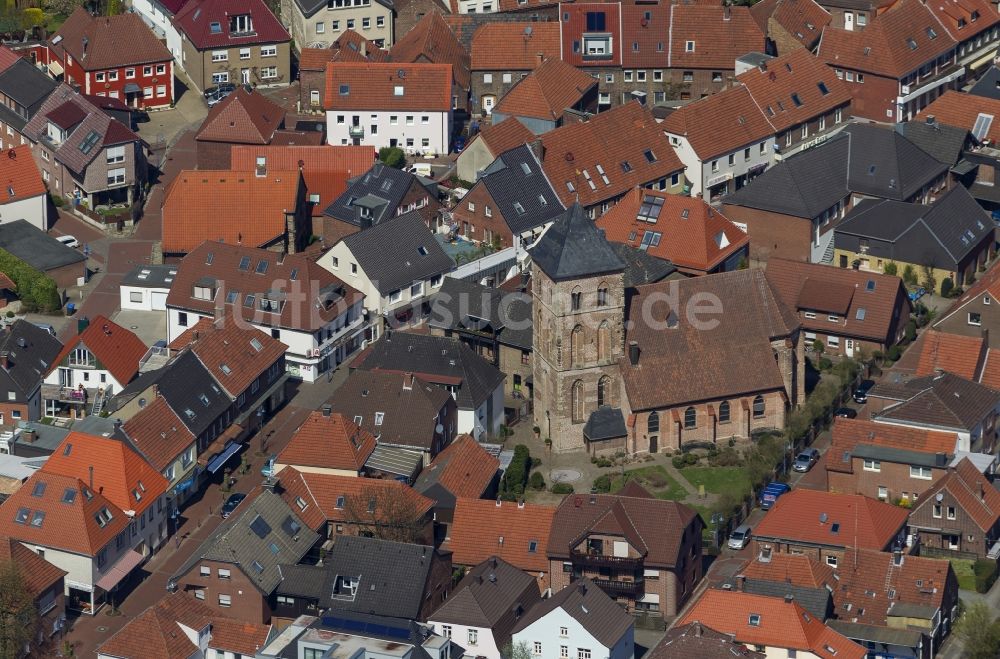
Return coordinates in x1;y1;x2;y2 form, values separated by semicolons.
680;466;753;499
609;465;689;501
953;559;976;591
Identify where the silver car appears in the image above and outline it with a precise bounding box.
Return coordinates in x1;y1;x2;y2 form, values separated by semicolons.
728;524;752;550
793;448;820;472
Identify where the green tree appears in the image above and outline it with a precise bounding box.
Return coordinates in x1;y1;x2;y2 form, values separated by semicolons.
902;264;918;286
955;602;1000;659
501;641;532;659
378;146;406;169
0;562;38;659
883;262;898;276
904;320;917;343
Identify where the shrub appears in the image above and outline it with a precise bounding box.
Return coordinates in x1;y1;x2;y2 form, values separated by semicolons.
902;264;918;286
499;444;531;500
883;262;898;276
941;277;954;298
812;339;825;354
528;471;546;491
886;345;902;362
975;559;998;594
904;320;917;343
378;146;406;169
672;456;686;469
594;456;613;468
50;194;64;208
684;452;699;466
0;248;61;312
819;357;833;371
592;474;612;493
551;482;574;495
709;447;742;467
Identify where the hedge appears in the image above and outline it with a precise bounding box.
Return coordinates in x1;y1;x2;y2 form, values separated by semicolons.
551;482;574;495
975;559;998;593
499;444;531;500
0;247;60;312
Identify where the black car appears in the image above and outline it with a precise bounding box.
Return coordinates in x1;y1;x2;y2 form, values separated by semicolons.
203;82;236;99
220;492;247;519
853;380;876;404
834;407;858;419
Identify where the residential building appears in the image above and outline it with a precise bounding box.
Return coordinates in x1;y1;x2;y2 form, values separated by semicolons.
826;417;962;502
326;369;457;460
164;241;366;382
753;489;910;566
765;259;911;357
168;488;319;623
816;0;894;31
0;144;48;230
0;220;85;289
934;267;1000;349
23;85;147;209
0;320;62;426
833;187;995;294
255;615;451;659
512;579;635;659
129;0;189;63
547;488;703;619
41;315;147;419
352;332;505;439
428;557;541;659
118;263;176;312
119;397;199;512
596;188;748;275
96;592;272;659
282;0;393;52
750;0;832;54
173;0;292;93
531;204;803;453
894;329;992;382
469;22;560;117
46;9;175;109
325;62;454;154
455;116;533;181
0;432;170;614
448;144;565;249
275;407;376;476
647;623;766;659
272;535;452;621
677;590;866;659
539;102;686;218
414;434;500;524
390;12;470;112
491;58;597;134
317;211;453;335
194;88;287;169
447;498;555;587
0;57;58;152
0;535;66;654
909;457;1000;559
297;31;389;114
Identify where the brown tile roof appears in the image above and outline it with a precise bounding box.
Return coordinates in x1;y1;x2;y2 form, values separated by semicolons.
912;457;1000;531
660;85;776;160
0;145;47;204
0;46;22;74
469;118;533;157
547;492;702;567
925;0;1000;42
165;241;363;332
173;0;290;50
678;590;866;659
390;11;471;90
51;8;173;69
276;410;376;472
596;188;748;273
740;552;836;589
299;31;389;70
621;269;798;411
324;62;452;112
667;5;766;71
494;58;596;121
737;49;852;133
980;349;1000;390
649;622;766;659
50;314;147;386
828;417;960;474
415;434;499;499
754;489;909;551
122;397;196;472
210;617;273;656
817;0;957;78
750;0;831;50
540;102;684;208
871;371;1000;431
195;88;285;145
448;498;555;574
161;170;303;253
917;90;1000;144
764;258;911;344
168;315;286;398
0;536;66;597
470;22;560;71
894;329;987;381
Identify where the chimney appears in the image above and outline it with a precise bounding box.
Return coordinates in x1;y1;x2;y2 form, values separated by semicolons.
322;404;333;417
628;341;640;366
926;114;936;126
0;351;8;370
20;428;35;444
262;476;278;492
360;39;367;57
520;271;529;293
89;465;94;490
784;594;794;604
403;373;414;390
737;574;746;591
535;52;544;68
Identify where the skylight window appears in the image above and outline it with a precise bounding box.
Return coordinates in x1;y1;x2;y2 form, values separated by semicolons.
226;290;238;304
621;160;632;172
856;308;866;321
748;614;761;626
339;84;350;95
209;21;222;34
250;338;263;352
865;279;876;291
817;82;829;95
907;38;918;50
249;515;272;539
290;268;298;281
31;511;44;527
243;294;256;308
78;130;101;155
926;27;937;39
520;162;531;175
32;481;46;497
206;252;214;265
14;508;28;524
62;488;76;504
252;560;264;573
417;245;428;256
513;202;525;215
637;195;664;223
644;149;657;163
973;113;994;141
336;495;346;509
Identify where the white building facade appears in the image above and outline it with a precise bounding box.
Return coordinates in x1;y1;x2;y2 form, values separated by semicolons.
127;0;186;63
512;605;635;659
327;109;451;156
0;193;48;231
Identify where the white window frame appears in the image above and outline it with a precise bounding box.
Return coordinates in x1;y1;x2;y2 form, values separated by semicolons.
863;459;881;472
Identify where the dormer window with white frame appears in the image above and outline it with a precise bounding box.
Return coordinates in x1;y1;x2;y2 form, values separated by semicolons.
230;14;253;35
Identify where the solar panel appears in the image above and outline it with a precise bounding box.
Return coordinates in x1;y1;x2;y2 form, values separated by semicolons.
281;515;302;537
249;515;272;539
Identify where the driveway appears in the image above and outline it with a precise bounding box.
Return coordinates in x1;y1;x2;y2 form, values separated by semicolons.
134;74;209;149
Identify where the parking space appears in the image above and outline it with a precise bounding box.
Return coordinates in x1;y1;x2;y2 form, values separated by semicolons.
134;74;209;148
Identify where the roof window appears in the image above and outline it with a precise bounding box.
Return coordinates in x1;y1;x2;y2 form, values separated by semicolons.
748;614;761;626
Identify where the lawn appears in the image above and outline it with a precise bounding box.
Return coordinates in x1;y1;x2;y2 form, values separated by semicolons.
609;465;689;501
680;466;753;500
953;559;976;591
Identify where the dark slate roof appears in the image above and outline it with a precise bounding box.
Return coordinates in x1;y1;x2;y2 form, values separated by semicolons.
323;163;433;227
355;332;504;410
529;204;625;281
608;243;678;287
428;277;533;350
0;220;85;271
834;185;993;268
120;264;178;288
429;557;540;639
583;406;627;442
274;563;327;599
872;371;1000;432
154;350;233;437
650;622;766;659
479;145;565;235
342;211;454;296
969;66;1000;101
827;620;924;649
314;535;439;619
511;578;634;648
897;121;971;166
0;320;62;402
741;580;834;620
843;123;948;201
0;60;58;130
294;0;391;16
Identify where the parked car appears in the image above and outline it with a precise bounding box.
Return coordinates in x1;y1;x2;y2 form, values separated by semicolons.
793;448;821;473
728;524;753;550
908;287;927;302
854;379;876;404
220;492;247;519
31;323;56;337
453;136;466;153
760;482;791;510
834;407;857;419
203;82;235;99
56;235;79;249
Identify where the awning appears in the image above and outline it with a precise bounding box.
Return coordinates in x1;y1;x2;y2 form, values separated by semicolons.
95;549;144;591
123;82;142;94
951;159;978;176
206;441;242;474
47;60;63;76
970;51;997;71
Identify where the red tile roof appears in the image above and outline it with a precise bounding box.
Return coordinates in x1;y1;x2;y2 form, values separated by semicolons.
661;85;777;160
161;169;303;253
173;0;290;49
980;349;1000;390
914;457;1000;530
750;0;831;50
50;314;147;386
416;434;499;499
917;90;1000;144
469;118;533;157
740;552;836;589
448;498;555;574
195;88;285;145
0;536;66;597
494;58;596;121
470;22;560;71
299;30;389;70
596;188;748;273
753;489;909;551
122;396;196;472
559;4;623;68
894;329;987;381
925;0;1000;42
51;8;173;69
0;145;46;204
390;11;470;90
276;411;376;473
324;62;452;112
827;417;960;474
540;102;684;207
679;590;866;659
666;5;766;71
0;46;22;74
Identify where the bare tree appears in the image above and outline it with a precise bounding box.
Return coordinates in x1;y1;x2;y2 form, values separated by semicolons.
0;562;38;659
500;641;532;659
343;484;428;544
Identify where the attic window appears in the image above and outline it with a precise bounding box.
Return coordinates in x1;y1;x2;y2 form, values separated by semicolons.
226;290;238;304
367;497;376;513
817;82;829;95
14;508;28;524
973;113;994;141
926;27;938;39
62;488;76;504
375;412;384;426
78;130;101;155
685;40;695;52
243;294;256;308
255;260;269;275
907;38;918;50
513;202;526;215
644;149;657;163
621;161;632;173
336;495;346;509
972;10;980;20
295;496;308;511
209;21;222;33
520;162;531;175
339;84;350;95
566;181;575;193
30;511;44;527
394;85;404;96
529;540;538;552
856;308;866;321
31;481;45;497
831;523;841;534
791;93;802;107
748;614;761;626
417;245;428;256
205;252;214;265
865;279;876;292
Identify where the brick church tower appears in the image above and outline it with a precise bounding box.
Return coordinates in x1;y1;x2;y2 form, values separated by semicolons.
531;204;627;453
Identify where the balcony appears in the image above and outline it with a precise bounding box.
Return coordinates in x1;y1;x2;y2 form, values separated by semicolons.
590;577;644;598
348;125;365;138
570;550;643;570
41;384;94;404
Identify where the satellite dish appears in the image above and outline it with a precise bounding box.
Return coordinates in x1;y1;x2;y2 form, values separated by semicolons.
435;423;444;434
936;492;944;502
